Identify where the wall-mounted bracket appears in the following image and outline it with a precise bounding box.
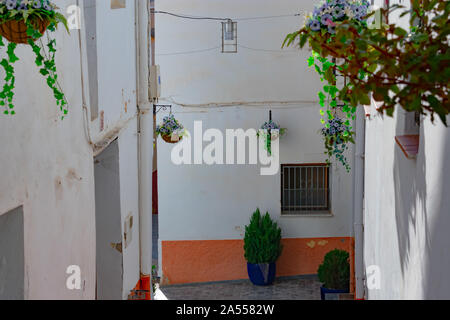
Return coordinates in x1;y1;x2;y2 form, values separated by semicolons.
153;104;172;115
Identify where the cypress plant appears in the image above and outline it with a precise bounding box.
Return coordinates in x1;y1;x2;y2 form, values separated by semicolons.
244;208;282;264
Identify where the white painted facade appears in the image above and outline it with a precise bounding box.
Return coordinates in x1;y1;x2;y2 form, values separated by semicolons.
364;108;450;299
363;0;450;299
0;0;151;300
156;0;355;269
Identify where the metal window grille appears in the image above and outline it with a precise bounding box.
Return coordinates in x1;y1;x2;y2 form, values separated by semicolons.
281;164;330;214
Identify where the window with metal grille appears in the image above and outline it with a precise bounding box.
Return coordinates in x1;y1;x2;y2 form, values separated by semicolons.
281;164;330;214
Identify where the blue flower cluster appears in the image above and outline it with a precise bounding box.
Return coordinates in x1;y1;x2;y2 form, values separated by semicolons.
322;117;352;171
260;120;280;131
156;114;184;136
307;0;370;33
321;117;349;138
0;0;54;11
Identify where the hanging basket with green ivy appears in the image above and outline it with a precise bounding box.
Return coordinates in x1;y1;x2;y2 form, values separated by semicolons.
283;0;371;172
0;0;69;118
256;120;286;156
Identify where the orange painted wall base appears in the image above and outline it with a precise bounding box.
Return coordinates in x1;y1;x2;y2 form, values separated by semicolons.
161;237;354;287
128;275;151;300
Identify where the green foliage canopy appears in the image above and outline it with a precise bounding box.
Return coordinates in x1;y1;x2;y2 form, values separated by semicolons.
284;0;450;125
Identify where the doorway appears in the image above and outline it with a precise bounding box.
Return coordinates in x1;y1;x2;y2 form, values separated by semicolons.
0;206;24;300
94;139;123;300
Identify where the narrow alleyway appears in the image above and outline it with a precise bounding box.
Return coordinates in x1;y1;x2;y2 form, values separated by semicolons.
155;275;321;300
152;214;158;269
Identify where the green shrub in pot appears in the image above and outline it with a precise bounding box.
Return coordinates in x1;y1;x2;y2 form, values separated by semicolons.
317;249;350;290
244;208;282;264
244;208;282;286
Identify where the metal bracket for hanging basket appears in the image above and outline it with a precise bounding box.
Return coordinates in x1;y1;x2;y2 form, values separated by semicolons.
153;104;172;115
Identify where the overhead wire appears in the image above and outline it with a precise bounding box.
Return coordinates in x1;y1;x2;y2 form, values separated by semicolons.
152;10;306;22
153;10;304;56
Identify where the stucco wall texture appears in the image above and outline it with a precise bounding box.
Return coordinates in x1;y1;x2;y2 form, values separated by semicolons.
161;237;354;286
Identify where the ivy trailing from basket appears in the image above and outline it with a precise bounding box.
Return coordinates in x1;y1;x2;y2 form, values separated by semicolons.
256;119;286;156
321;117;354;172
0;0;69;117
283;0;370;171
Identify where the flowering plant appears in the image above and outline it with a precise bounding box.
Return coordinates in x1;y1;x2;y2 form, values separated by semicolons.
156;114;186;143
285;0;450;125
256;120;286;155
284;0;371;171
306;0;370;34
0;0;69;118
321;117;354;172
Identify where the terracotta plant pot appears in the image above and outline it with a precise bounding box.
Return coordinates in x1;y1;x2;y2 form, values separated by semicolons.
0;18;50;44
161;134;182;144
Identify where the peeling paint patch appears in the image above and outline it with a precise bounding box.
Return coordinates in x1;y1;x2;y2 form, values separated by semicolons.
100;111;105;131
110;242;123;253
306;240;316;248
318;240;328;246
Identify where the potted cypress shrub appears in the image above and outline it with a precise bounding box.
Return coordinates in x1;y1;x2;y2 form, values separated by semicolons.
317;249;350;300
244;208;282;286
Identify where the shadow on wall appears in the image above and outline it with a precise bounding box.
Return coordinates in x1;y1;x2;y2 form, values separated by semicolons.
423;122;450;299
393;118;428;278
393;114;450;298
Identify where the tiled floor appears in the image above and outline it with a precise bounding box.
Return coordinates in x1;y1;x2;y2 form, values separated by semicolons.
157;275;321;300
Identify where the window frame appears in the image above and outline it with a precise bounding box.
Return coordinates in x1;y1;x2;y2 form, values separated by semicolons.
280;163;332;216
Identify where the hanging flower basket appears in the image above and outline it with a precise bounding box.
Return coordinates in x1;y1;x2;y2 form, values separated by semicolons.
156;114;186;144
321;117;354;172
161;133;183;144
256;120;286;155
0;1;69;117
0;17;49;44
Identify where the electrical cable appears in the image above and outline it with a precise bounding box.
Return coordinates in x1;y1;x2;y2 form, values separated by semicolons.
152;10;305;22
156;46;221;56
237;45;298;53
152;10;230;21
234;13;303;21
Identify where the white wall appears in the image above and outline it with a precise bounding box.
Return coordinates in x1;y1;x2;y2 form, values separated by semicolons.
92;0;141;299
156;0;354;244
363;0;450;299
0;0;142;299
0;0;95;299
364;111;450;299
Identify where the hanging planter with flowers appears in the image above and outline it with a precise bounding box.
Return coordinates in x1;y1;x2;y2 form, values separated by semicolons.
321;116;354;172
156;114;186;144
257;119;286;156
284;0;371;172
0;0;69;117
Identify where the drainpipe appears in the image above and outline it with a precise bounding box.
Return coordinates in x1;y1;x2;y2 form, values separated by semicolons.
353;106;366;300
136;0;153;300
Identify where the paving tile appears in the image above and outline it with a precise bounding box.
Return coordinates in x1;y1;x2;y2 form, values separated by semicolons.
158;275;322;300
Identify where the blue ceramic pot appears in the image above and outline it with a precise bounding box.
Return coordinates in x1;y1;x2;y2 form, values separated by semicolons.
320;286;349;300
247;262;276;286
